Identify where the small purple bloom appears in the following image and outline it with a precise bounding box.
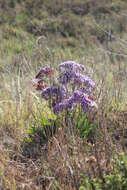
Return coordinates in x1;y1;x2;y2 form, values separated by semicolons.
41;86;66;102
74;74;85;84
72;90;83;102
53;102;67;114
81;94;92;111
41;87;51;100
82;87;93;94
53;97;74;114
59;61;75;71
81;93;97;111
74;73;95;88
66;97;75;110
74;63;86;72
35;67;53;79
59;61;86;72
59;71;74;84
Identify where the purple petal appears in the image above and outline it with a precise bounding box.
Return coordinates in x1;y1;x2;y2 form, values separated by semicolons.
53;102;67;114
74;74;95;88
59;61;86;72
59;71;74;84
41;86;66;102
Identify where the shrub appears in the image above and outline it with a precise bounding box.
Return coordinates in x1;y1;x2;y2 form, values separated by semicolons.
32;61;97;143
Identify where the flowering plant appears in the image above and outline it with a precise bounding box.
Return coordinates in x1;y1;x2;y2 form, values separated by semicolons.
34;61;97;115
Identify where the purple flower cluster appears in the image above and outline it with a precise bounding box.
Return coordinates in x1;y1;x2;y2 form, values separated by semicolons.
53;90;97;114
74;73;95;88
53;96;75;114
72;90;96;110
35;61;97;115
59;71;74;84
59;61;95;91
59;61;86;72
59;61;86;85
41;86;66;102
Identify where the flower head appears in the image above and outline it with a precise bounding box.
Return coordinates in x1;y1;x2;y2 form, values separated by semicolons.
53;102;67;114
74;73;95;88
53;90;97;114
41;87;51;100
35;67;53;79
59;61;86;72
59;71;74;84
82;87;93;94
53;97;74;114
59;61;75;71
81;93;97;111
34;61;97;115
41;86;66;102
72;90;83;102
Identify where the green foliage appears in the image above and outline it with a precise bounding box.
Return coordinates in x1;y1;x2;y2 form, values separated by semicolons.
0;0;127;63
76;111;96;139
79;154;127;190
116;153;127;180
24;114;57;146
79;186;86;190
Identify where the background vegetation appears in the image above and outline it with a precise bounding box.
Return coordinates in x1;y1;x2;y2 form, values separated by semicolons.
0;0;127;189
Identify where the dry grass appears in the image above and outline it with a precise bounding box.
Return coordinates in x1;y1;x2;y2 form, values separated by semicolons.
0;107;126;189
0;41;127;188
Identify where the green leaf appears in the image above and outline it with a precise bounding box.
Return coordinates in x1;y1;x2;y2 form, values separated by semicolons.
28;125;35;135
79;186;85;190
40;116;51;126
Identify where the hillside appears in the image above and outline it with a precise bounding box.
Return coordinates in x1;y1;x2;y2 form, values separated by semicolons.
1;0;127;55
0;1;127;189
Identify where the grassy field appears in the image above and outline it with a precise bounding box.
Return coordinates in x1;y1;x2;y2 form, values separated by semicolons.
0;0;127;189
